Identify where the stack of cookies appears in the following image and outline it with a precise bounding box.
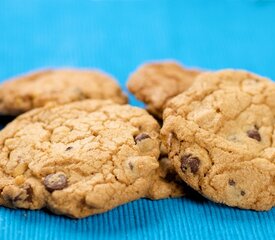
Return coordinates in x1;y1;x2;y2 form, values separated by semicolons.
0;63;274;218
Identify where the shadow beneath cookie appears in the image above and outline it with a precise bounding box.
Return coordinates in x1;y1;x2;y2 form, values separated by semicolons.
0;115;15;129
181;182;207;203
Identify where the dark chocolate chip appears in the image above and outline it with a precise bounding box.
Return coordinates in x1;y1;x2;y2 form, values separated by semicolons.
240;190;246;196
128;162;134;170
43;173;68;192
134;133;151;143
65;146;73;151
25;185;33;202
247;129;261;142
228;179;236;186
181;154;200;174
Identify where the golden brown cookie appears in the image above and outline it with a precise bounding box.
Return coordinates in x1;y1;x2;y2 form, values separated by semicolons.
0;69;127;116
0;100;182;218
161;70;275;211
127;61;201;118
149;156;185;199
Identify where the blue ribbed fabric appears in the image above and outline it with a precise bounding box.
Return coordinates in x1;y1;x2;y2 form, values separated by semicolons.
0;1;274;239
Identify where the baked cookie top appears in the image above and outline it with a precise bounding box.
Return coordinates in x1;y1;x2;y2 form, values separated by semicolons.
0;69;127;116
0;100;183;218
127;61;201;118
0;100;159;218
161;70;275;211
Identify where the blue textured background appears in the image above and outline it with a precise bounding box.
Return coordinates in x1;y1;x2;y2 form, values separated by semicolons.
0;1;274;239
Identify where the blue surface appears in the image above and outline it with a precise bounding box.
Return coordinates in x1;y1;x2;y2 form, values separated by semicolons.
0;1;274;239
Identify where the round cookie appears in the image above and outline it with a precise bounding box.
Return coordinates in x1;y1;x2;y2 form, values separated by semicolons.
0;69;127;116
0;100;181;218
127;61;201;118
161;70;275;211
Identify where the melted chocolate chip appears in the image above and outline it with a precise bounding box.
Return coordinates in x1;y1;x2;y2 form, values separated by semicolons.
44;173;68;192
65;146;73;151
240;190;246;196
247;129;261;142
181;154;200;174
134;133;151;143
228;179;236;186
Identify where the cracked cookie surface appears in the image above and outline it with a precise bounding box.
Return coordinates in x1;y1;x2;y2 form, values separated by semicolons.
0;100;180;218
127;61;201;118
161;70;275;211
0;69;127;116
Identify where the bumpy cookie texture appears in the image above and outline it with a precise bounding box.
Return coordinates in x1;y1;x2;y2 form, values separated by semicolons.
162;70;275;211
0;69;127;116
0;100;183;218
149;156;185;199
127;61;201;118
0;100;160;218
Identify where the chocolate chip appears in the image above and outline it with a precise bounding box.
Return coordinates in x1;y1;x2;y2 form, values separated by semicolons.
65;146;73;151
13;185;33;202
240;190;246;196
43;173;68;192
25;185;33;202
134;133;151;143
181;154;200;174
128;162;134;170
247;129;261;142
228;179;236;186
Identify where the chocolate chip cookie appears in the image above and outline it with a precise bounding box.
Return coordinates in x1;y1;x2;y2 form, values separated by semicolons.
127;61;201;118
161;70;275;211
0;100;182;218
149;156;185;199
0;69;127;116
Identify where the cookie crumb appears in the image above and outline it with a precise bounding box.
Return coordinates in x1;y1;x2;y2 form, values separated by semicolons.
167;133;174;148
